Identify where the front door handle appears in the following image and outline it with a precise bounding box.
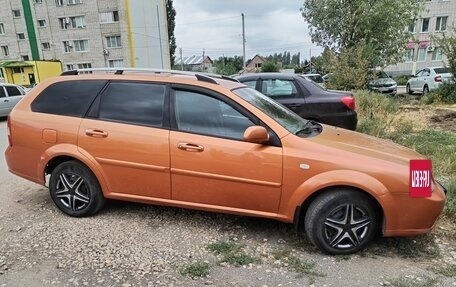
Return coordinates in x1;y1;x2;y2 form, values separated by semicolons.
85;129;108;138
177;142;204;152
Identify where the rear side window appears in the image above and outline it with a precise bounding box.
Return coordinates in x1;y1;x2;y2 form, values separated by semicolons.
31;80;107;117
434;67;449;74
98;82;165;127
261;79;297;98
5;86;22;96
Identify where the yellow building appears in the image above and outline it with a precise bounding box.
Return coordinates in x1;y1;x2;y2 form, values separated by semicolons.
0;61;62;87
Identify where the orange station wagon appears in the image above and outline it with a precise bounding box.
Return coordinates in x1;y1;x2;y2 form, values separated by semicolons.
5;69;446;254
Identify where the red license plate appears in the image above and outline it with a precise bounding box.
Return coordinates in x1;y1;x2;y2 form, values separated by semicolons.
409;159;432;198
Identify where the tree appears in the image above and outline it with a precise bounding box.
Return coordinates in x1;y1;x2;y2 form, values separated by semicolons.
261;61;280;72
301;0;424;67
214;56;244;75
433;27;456;77
166;0;177;67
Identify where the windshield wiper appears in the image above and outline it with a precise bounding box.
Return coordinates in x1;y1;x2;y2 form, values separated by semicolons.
295;120;314;135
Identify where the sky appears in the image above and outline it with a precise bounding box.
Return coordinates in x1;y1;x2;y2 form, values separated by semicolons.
173;0;323;62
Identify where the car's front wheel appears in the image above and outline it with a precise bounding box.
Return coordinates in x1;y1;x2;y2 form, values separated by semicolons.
423;85;429;96
49;160;105;217
304;189;379;255
406;84;413;95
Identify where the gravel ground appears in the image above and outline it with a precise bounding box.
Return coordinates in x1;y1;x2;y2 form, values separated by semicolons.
0;120;455;287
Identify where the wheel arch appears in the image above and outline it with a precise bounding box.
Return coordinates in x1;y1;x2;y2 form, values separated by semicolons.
293;185;385;235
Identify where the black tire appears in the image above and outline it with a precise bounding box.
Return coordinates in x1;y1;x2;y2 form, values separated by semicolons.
304;189;379;255
406;84;413;95
423;85;429;96
49;160;105;217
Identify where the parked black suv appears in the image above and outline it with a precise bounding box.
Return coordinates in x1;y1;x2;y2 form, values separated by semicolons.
235;73;357;130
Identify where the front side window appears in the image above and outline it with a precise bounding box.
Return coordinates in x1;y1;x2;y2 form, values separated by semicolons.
98;82;165;127
421;18;430;32
31;80;107;117
261;79;298;98
5;86;22;96
174;90;254;139
436;16;448;32
73;40;88;52
432;47;443;61
106;36;121;48
417;48;426;61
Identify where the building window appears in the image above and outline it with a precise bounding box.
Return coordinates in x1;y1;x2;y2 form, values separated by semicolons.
55;0;64;6
58;17;67;29
73;40;89;52
432;47;444;61
12;67;24;73
0;23;5;35
99;11;119;23
106;36;121;48
1;46;9;57
66;64;75;70
12;10;21;17
421;18;430;33
22;55;29;61
63;41;72;52
403;49;414;62
37;19;46;27
417;48;426;61
435;16;448;32
77;63;91;69
67;0;82;5
17;33;25;40
408;20;417;33
108;59;124;68
42;42;50;50
70;16;86;28
34;0;43;4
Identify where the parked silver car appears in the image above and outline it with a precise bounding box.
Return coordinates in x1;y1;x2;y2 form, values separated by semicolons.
0;83;26;117
406;67;454;95
367;71;397;96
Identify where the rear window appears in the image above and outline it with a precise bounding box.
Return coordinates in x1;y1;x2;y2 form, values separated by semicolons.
305;75;324;83
31;80;107;117
434;67;450;74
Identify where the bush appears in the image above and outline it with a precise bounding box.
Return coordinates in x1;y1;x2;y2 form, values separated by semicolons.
393;75;410;86
261;61;280;72
422;82;456;104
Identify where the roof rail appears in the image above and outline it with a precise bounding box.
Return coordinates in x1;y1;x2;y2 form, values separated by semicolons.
59;68;239;84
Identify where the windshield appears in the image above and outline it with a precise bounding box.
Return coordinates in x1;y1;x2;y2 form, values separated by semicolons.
232;87;309;134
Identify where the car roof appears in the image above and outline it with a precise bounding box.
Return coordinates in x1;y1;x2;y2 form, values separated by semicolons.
302;73;321;77
56;69;245;90
235;73;297;81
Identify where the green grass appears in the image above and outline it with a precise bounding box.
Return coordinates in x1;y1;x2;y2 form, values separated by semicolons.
179;261;211;278
390;276;439;287
271;249;324;283
206;240;258;266
429;263;456;277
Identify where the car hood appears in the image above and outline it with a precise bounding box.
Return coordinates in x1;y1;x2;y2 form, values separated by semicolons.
368;78;396;87
309;125;424;165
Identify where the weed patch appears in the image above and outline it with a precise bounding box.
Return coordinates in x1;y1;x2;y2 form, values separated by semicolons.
390;276;439;287
206;240;258;266
271;249;324;283
429;263;456;277
179;261;211;278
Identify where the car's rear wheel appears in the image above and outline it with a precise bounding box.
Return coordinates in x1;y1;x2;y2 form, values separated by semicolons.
49;160;105;217
406;84;413;95
304;189;379;255
423;85;429;96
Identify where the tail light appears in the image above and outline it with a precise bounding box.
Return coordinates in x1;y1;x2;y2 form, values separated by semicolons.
7;116;12;147
434;75;442;82
341;96;356;110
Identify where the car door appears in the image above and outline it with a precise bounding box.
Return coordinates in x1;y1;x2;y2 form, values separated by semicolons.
410;70;423;91
259;78;306;115
78;81;171;199
419;68;431;91
169;87;282;213
4;85;24;109
0;86;9;116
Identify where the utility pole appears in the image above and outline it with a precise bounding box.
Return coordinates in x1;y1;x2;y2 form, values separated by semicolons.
309;48;312;73
179;47;183;71
241;13;246;70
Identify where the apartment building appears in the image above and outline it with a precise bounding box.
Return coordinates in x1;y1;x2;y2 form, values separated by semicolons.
0;0;170;73
386;0;455;75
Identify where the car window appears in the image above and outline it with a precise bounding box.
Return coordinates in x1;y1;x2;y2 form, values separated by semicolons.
415;70;423;77
423;69;430;76
98;82;165;127
305;75;324;83
174;90;254;140
0;87;5;98
31;80;107;117
261;79;297;98
242;80;257;89
434;67;450;74
5;86;22;96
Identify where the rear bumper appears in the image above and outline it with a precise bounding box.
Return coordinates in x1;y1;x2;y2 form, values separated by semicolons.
317;111;358;130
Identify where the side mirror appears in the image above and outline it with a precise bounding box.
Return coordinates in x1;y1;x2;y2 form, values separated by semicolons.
411;74;416;78
243;126;270;144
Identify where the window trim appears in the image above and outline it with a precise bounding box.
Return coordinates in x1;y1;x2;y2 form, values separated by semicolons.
435;16;448;32
105;35;121;49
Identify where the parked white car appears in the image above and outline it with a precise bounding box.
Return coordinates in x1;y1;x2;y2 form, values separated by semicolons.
406;67;454;95
0;83;27;117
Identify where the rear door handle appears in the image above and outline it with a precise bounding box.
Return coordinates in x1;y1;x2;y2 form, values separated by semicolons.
177;142;204;152
85;129;108;138
3;99;9;102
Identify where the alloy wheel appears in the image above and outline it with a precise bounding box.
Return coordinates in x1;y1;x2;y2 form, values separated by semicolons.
55;173;91;212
